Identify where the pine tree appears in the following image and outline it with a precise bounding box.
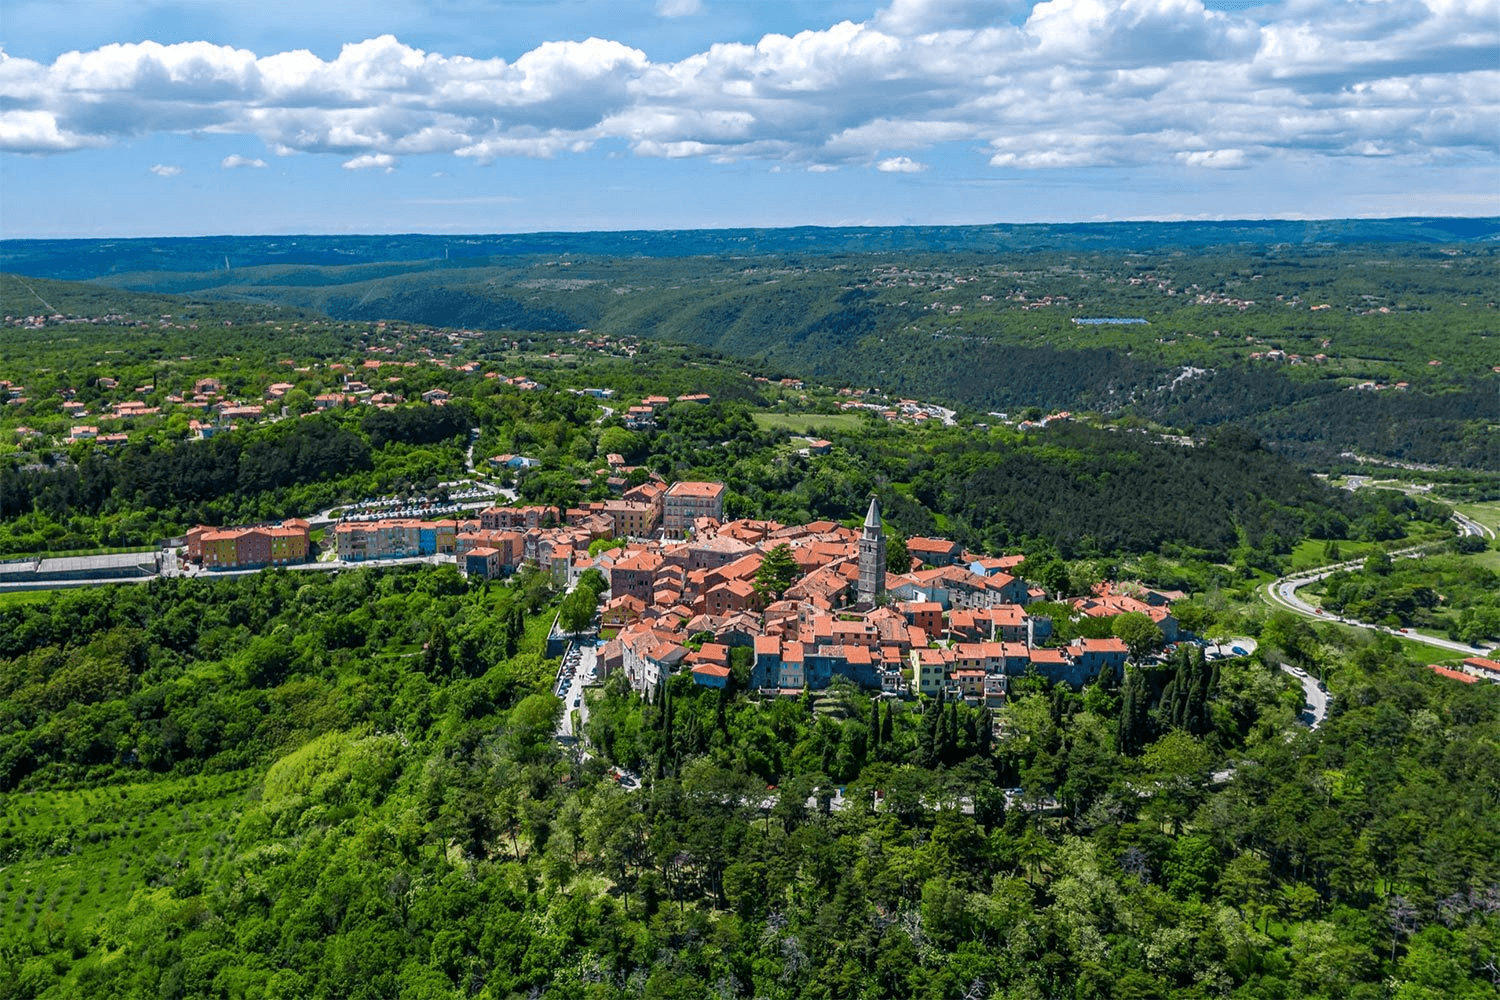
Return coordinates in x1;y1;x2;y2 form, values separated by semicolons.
1172;682;1190;732
1159;679;1177;730
919;691;947;768
1170;653;1191;730
503;604;524;657
1095;659;1117;692
753;543;801;604
424;622;452;675
869;699;882;754
880;702;895;746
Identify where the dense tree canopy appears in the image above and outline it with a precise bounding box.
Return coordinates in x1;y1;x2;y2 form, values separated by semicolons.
0;569;1495;999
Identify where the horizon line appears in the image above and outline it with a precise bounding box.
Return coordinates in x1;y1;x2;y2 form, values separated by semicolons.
3;214;1497;244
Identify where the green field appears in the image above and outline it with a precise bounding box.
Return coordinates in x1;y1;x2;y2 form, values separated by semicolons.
751;412;866;435
1286;538;1381;573
0;773;255;980
0;589;66;609
1470;547;1500;572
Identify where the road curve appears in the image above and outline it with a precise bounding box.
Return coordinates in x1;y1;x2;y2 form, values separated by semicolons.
1453;509;1494;540
1263;521;1497;658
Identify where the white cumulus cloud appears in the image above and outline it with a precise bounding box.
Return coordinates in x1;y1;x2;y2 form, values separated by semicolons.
342;152;396;170
221;154;266;168
877;155;928;172
149;163;181;176
0;1;1492;179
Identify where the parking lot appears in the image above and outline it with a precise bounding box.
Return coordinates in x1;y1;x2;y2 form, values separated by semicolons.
330;481;514;523
554;642;598;739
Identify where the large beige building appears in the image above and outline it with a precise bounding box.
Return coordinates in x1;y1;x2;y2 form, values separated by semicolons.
662;481;725;538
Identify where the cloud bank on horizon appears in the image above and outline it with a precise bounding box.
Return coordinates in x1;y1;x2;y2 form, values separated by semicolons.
3;0;1495;173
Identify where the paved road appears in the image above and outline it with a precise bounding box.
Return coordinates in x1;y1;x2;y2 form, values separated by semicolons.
1206;637;1257;660
555;641;597;739
1453;509;1494;540
465;427;480;473
1263;522;1497;658
1280;664;1329;729
0;550;462;591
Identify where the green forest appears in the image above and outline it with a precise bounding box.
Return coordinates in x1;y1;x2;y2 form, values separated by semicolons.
1;569;1497;998
0;289;1461;569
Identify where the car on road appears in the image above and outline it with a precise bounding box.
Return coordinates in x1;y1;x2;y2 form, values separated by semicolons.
1231;646;1247;656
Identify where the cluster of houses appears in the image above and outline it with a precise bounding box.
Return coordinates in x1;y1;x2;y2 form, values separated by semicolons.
570;493;1174;703
836;398;951;424
333;518;459;563
305;479;718;579
622;393;713;431
185;519;311;569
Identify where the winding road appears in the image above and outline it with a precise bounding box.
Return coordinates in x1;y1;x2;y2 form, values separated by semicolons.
1262;509;1497;659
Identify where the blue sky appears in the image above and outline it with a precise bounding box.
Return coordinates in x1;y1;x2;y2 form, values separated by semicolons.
2;0;1496;237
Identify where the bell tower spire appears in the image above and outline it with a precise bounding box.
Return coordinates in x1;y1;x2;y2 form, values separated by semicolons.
857;495;886;604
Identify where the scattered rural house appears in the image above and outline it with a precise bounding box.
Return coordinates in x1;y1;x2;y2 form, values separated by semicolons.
1429;664;1478;684
1460;657;1500;683
487;454;542;472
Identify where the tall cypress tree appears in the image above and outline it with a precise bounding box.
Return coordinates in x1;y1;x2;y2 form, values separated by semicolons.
1118;667;1150;756
1170;653;1191;730
940;701;959;766
1189;662;1212;736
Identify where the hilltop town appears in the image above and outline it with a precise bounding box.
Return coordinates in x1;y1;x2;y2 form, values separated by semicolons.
182;484;1180;706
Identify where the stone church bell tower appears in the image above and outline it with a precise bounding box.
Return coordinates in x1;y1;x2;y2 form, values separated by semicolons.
857;495;887;605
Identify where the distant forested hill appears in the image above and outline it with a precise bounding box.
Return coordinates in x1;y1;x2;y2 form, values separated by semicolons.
3;219;1496;469
4;217;1496;279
